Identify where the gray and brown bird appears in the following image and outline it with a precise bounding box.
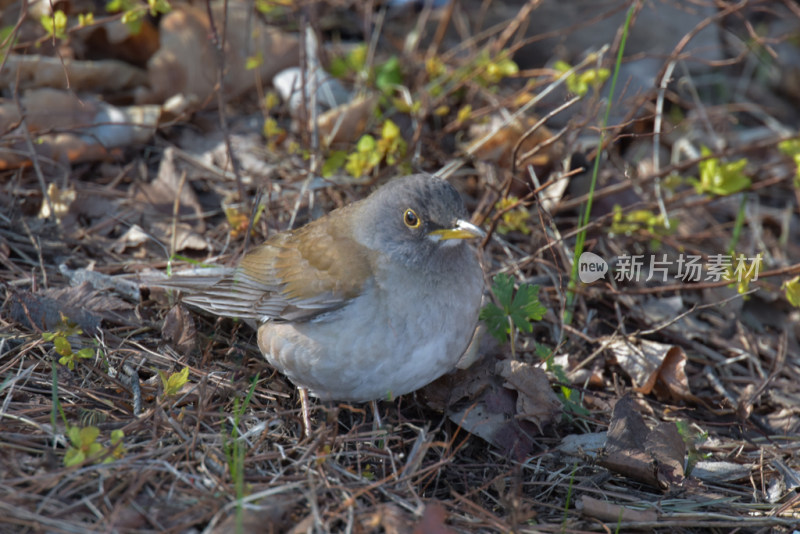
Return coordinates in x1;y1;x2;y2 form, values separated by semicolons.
152;174;484;410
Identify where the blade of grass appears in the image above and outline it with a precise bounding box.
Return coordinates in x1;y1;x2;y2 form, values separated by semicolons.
565;3;636;324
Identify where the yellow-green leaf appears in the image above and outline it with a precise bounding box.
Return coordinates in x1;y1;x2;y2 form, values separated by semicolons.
161;366;190;397
784;276;800;308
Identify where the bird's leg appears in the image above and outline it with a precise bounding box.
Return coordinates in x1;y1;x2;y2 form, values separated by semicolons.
299;386;312;438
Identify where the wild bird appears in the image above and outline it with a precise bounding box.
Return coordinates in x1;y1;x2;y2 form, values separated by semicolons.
151;174;484;430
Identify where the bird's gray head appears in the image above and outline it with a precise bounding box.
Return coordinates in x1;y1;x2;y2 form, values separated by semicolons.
355;174;483;271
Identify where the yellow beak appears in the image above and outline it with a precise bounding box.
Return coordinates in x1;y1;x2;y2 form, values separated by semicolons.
428;219;484;241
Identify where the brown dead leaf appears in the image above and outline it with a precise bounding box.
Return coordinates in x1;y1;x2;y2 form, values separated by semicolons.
317;94;379;146
162;305;197;355
646;422;686;487
600;395;686;490
0;54;147;92
138;4;299;106
6;281;134;334
466;115;559;169
497;359;562;431
133;147;206;231
604;336;692;401
212;498;294;534
0;89;159;170
429;356;557;459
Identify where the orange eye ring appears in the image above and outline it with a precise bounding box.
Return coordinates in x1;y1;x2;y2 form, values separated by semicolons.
403;208;420;228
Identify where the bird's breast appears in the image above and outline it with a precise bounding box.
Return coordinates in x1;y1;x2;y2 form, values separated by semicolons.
257;254;483;401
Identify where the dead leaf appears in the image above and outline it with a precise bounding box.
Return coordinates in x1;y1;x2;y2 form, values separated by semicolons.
646;422;686;487
162;305;197;355
0;54;147;92
465;115;561;170
7;282;134;334
138;4;299;106
0;89;159;170
133;147;205;231
317;94;379;146
497;359;562;430
604;336;692;401
600;395;686;490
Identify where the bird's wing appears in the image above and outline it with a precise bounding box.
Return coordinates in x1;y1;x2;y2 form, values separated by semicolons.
154;205;375;322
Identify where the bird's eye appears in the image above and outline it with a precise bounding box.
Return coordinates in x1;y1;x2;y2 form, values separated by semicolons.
403;208;420;229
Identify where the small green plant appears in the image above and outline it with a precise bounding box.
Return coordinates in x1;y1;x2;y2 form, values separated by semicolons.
223;376;259;532
474;50;519;86
562;461;579;529
40;10;68;40
330;44;368;79
224;199;266;239
609;205;676;249
106;0;171;33
674;420;710;476
64;425;124;467
609;205;675;237
566;4;635;326
330;45;403;94
724;252;762;295
480;274;546;355
325;119;407;178
783;276;800;308
159;366;190;397
553;59;610;96
245;51;263;71
495;196;532;235
343;134;381;178
77;12;94;26
535;344;590;421
0;26;18;62
690;146;751;196
254;0;292;16
43;319;95;371
778;138;800;189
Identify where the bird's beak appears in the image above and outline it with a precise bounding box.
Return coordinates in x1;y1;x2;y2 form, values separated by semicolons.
428;219;485;241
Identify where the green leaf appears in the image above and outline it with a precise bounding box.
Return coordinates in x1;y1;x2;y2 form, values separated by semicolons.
147;0;171;16
491;273;515;310
245;52;263;71
40;10;68;40
694;146;751;196
509;283;545;333
479;302;510;342
78;426;100;446
54;336;72;357
783;276;800;308
77;347;94;360
355;134;376;153
375;56;404;93
321;150;347;177
479;274;545;342
64;448;85;467
161;366;190;397
67;425;82;447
